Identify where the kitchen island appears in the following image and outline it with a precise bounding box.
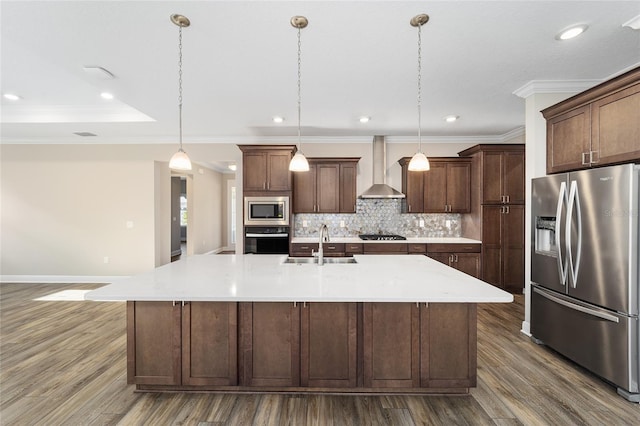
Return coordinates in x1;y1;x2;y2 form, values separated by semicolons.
86;254;512;394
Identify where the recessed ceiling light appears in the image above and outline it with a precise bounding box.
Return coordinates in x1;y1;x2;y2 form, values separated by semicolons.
556;25;588;40
100;92;114;100
228;164;237;171
3;93;21;101
272;116;284;123
359;116;370;123
444;115;459;123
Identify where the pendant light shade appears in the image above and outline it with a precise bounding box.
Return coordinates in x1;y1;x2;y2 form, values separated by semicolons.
408;151;430;171
408;14;430;172
289;16;310;172
289;151;310;172
169;14;192;171
169;149;192;170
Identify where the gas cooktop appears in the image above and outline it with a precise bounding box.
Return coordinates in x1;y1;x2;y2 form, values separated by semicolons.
358;234;406;241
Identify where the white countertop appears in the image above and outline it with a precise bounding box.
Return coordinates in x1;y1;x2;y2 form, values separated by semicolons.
291;237;482;244
85;254;511;303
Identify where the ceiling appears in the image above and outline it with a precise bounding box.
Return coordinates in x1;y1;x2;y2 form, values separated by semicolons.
1;1;639;145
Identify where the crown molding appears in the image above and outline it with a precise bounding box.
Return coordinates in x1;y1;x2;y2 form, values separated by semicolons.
512;79;602;99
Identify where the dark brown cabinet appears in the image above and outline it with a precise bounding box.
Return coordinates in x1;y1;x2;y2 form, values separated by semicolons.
399;157;471;213
542;66;640;174
481;205;524;292
301;302;357;388
293;158;360;213
362;243;408;254
239;145;296;193
127;301;237;387
363;302;476;389
427;243;481;279
459;144;525;292
290;242;345;257
239;302;300;387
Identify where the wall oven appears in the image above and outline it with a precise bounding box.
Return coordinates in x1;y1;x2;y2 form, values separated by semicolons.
244;226;289;254
244;196;289;226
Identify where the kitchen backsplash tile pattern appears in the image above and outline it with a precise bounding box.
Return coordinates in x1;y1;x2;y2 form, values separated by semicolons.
293;199;461;238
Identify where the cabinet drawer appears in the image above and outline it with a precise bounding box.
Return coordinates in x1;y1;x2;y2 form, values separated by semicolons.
427;243;481;253
363;243;408;254
408;244;427;254
323;243;345;257
345;243;363;254
290;243;318;257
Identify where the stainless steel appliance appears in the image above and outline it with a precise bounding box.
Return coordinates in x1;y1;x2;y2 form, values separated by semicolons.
244;196;289;226
244;226;289;254
531;164;639;402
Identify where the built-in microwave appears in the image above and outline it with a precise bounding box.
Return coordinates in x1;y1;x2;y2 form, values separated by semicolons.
244;196;289;226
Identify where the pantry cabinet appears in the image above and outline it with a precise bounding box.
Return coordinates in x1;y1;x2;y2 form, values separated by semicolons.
542;66;640;174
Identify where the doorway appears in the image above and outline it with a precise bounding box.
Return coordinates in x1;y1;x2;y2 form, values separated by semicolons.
171;176;189;261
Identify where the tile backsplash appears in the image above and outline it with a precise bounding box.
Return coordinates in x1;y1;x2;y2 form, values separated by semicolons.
293;199;460;238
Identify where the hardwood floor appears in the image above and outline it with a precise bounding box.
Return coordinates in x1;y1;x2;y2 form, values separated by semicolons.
1;283;638;425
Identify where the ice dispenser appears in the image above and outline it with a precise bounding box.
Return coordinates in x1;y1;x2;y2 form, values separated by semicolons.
535;216;557;256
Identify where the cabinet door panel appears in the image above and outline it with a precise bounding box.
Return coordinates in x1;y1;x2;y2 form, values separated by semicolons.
546;106;591;174
363;303;419;388
293;165;316;213
592;84;640;166
339;163;357;213
182;302;237;386
268;152;292;191
243;152;268;191
404;170;424;213
503;205;524;292
455;253;481;279
127;301;181;385
447;162;471;212
482;152;504;204
481;206;502;286
240;302;300;387
423;162;447;212
421;304;476;388
428;253;451;266
316;164;340;213
301;303;357;388
503;152;525;204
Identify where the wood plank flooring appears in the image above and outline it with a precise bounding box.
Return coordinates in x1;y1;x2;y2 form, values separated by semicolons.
1;283;638;425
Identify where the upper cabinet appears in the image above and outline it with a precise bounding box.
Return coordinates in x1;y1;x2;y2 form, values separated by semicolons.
292;158;360;214
238;145;296;193
398;157;471;213
458;145;525;205
542;66;640;174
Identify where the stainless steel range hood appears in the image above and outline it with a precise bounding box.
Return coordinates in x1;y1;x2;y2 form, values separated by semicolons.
359;136;405;199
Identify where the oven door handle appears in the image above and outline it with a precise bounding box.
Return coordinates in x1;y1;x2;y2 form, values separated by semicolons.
245;233;289;238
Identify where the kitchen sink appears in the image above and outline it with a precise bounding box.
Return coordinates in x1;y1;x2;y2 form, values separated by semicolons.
282;257;357;265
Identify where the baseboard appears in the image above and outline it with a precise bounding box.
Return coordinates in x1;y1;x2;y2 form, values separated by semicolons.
520;320;531;336
0;275;129;284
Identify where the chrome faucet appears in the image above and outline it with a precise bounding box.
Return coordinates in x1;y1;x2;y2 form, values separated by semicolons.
313;224;330;265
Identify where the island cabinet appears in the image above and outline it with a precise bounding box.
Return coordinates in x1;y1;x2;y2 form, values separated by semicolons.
290;242;345;257
542;66;640;174
363;303;476;389
427;243;481;279
127;301;237;387
398;157;471;213
292;158;360;213
238;302;357;388
238;145;296;194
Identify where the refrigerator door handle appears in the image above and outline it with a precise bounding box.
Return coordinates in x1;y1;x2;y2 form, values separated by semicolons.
555;181;568;286
533;287;620;323
566;180;583;288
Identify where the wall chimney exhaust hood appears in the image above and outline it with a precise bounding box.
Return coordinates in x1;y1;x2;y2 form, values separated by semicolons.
359;136;405;199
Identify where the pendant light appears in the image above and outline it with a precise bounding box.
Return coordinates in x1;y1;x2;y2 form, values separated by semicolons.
289;16;310;172
407;14;430;172
169;14;192;171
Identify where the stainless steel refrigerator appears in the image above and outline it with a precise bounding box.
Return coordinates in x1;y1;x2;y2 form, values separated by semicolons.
531;163;639;402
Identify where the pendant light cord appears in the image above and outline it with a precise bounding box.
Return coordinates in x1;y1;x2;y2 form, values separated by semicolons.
297;27;302;152
178;26;184;151
417;23;422;153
